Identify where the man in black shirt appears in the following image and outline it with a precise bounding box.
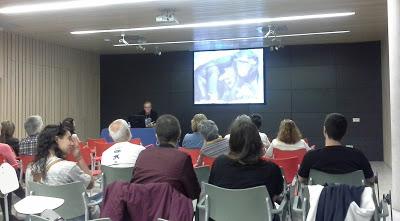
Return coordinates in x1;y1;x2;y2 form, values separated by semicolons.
137;101;158;127
298;113;374;184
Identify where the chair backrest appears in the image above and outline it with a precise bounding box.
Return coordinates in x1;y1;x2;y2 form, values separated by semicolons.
0;163;19;194
203;183;273;221
28;181;86;219
87;138;107;149
309;169;365;186
273;148;306;163
270;157;299;183
203;156;215;167
194;166;210;184
101;165;134;190
18;155;35;173
95;142;113;158
179;147;201;165
130;138;142;145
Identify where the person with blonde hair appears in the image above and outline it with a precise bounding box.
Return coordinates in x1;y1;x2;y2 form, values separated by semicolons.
265;119;310;157
182;113;208;148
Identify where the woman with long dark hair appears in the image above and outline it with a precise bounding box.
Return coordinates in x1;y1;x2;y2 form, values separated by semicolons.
26;124;93;189
0;121;20;156
208;115;283;204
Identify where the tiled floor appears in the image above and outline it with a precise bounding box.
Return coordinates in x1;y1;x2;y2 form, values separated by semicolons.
1;161;399;221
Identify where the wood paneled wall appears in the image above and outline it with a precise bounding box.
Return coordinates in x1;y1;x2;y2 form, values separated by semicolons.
0;31;100;140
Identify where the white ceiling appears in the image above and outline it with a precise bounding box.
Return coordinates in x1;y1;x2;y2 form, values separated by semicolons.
0;0;388;54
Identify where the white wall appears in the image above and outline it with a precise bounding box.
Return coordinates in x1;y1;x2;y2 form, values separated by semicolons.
0;31;100;140
381;37;391;168
388;0;400;210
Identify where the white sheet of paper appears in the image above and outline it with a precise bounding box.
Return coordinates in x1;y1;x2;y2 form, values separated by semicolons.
14;195;64;215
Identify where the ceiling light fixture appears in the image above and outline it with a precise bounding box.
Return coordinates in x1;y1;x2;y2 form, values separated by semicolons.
113;30;350;47
72;12;355;35
0;0;167;14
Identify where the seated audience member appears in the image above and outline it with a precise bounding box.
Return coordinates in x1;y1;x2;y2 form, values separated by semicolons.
101;119;145;168
298;113;375;184
0;143;25;221
131;114;200;200
265;119;310;158
20;115;43;156
196;120;230;166
182;113;208;148
62;117;81;143
0;120;20;156
225;113;271;148
138;100;158;127
209;115;283;203
26;124;94;189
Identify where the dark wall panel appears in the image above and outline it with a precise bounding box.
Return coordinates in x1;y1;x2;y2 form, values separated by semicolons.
100;41;383;160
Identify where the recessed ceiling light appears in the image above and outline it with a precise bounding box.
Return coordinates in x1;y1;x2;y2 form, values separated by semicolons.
113;30;351;47
72;12;355;35
0;0;168;14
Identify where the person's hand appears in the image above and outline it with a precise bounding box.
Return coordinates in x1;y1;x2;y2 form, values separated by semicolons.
70;135;82;161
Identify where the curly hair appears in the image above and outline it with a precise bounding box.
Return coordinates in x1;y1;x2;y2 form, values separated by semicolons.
191;114;207;132
277;119;302;144
31;124;68;181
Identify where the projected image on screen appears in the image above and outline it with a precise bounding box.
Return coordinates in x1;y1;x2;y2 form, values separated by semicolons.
194;48;264;104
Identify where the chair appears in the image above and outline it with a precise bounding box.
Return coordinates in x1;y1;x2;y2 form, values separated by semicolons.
87;138;107;150
292;170;389;221
308;169;365;186
0;163;19;221
101;165;134;193
16;155;35;182
270;157;299;184
179;147;201;165
194;166;210;184
28;181;90;220
202;156;215;167
197;182;287;221
130;138;142;145
94;142;113;160
272;148;306;164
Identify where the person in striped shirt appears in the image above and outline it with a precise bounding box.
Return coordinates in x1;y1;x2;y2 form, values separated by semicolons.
195;120;229;166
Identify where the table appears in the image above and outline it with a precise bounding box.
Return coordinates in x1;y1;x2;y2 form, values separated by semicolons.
100;128;157;146
14;195;64;215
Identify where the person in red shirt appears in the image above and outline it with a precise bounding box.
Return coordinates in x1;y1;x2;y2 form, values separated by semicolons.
131;114;201;200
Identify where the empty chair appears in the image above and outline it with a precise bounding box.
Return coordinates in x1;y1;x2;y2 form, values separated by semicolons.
101;165;134;192
0;163;20;221
87;138;107;150
28;181;90;220
198;183;287;221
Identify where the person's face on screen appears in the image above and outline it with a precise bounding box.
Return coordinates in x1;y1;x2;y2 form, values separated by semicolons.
236;58;253;77
221;66;237;88
144;103;152;114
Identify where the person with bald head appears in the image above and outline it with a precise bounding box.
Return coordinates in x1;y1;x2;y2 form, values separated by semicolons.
101;119;145;168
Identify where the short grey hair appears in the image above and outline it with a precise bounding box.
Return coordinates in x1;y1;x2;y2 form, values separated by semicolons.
24;115;43;136
199;120;219;142
109;119;132;142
